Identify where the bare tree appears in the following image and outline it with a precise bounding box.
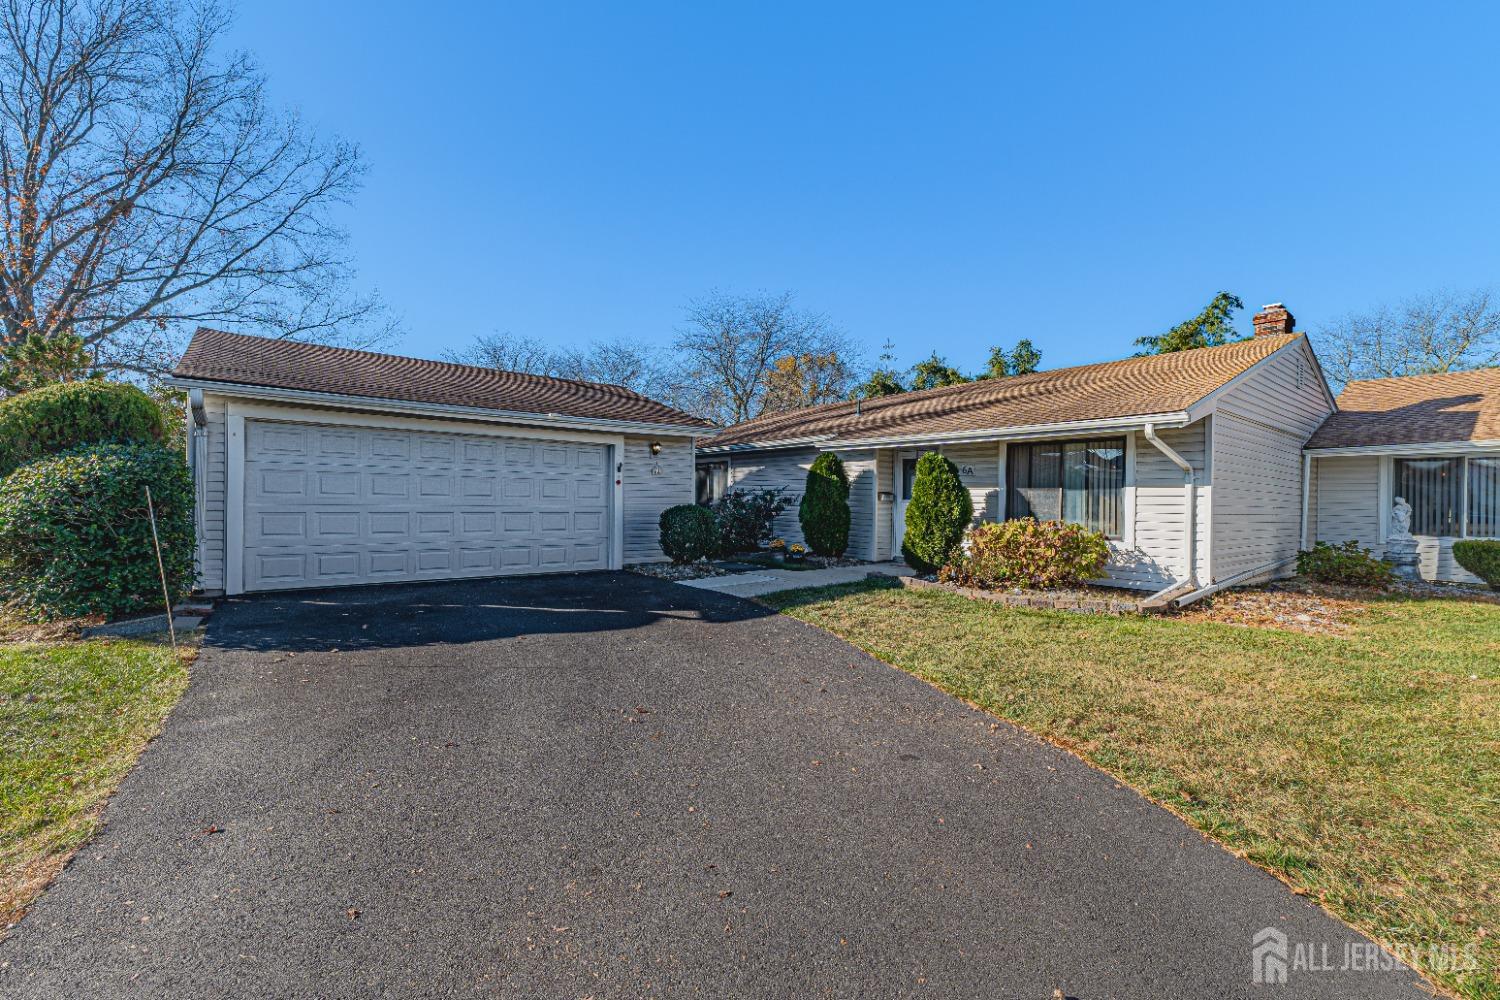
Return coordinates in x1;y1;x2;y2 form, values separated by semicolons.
1317;288;1500;388
0;0;387;378
673;290;857;425
446;330;676;399
443;331;556;375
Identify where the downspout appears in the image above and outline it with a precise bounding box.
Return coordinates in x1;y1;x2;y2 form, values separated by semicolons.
1299;451;1312;551
1141;422;1199;607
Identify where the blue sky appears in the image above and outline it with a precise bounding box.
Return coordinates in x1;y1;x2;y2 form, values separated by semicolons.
224;2;1500;374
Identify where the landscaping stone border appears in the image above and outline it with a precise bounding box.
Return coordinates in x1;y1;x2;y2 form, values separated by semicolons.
891;574;1150;615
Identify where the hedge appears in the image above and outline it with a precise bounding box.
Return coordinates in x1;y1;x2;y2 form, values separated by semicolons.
799;453;851;556
0;444;194;620
1453;539;1500;590
901;452;972;573
659;504;719;564
0;379;168;479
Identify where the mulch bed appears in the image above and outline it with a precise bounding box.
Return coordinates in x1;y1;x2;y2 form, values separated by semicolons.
625;562;730;582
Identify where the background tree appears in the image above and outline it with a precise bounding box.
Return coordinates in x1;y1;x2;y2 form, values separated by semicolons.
980;338;1043;378
763;351;858;411
445;332;672;398
1135;292;1245;355
856;339;906;398
443;332;556;375
0;0;388;381
1316;288;1500;388
910;352;969;390
673;290;855;424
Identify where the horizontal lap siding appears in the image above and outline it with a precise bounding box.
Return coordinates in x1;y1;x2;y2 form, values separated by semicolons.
622;435;695;563
1313;456;1381;552
1106;423;1210;590
875;449;894;560
199;394;230;592
726;447;818;546
939;442;1001;522
1210;342;1334;583
842;449;878;561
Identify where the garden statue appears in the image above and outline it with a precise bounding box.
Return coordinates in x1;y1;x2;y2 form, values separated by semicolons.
1390;496;1413;539
1386;496;1419;580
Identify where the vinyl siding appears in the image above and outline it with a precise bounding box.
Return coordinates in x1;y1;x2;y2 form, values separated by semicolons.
1209;340;1334;582
938;442;1002;522
874;449;895;560
198;392;230;592
725;446;818;545
1105;423;1211;589
622;434;696;563
842;449;879;561
1313;456;1382;552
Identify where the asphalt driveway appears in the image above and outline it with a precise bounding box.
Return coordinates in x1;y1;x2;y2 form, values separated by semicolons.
0;573;1429;999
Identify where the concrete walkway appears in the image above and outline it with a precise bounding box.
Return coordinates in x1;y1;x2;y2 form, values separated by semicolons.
675;561;912;597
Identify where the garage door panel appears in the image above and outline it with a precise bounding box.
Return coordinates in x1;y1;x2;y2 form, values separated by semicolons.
242;419;611;591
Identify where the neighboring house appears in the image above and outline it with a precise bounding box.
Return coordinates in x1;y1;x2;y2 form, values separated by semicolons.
1304;367;1500;584
697;305;1336;603
166;329;710;595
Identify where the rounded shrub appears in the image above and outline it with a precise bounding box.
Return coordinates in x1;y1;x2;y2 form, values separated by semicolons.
943;518;1110;589
901;452;972;574
799;452;851;556
1453;539;1500;590
1295;540;1394;588
0;444;194;620
659;504;719;564
0;379;169;479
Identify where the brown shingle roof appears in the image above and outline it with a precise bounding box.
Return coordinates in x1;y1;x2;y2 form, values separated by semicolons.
172;328;711;429
1306;368;1500;449
705;334;1303;449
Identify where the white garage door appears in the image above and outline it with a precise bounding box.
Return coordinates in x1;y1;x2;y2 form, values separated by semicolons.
242;419;612;591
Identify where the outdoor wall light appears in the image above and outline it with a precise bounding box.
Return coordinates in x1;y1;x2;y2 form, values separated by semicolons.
649;441;662;456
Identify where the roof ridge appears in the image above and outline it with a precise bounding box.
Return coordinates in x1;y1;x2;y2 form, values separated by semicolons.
191;328;660;402
1344;365;1500;389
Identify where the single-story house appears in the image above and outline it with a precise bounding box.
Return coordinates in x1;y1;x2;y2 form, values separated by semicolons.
1304;367;1500;585
166;329;711;595
697;305;1337;604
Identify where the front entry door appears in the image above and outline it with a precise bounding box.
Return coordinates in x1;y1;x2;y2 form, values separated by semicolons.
894;453;920;557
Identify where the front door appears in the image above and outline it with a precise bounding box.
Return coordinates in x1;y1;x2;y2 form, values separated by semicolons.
894;454;920;557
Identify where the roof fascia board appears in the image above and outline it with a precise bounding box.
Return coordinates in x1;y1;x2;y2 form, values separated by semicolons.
1305;439;1500;458
696;435;836;454
822;413;1192;450
163;376;709;437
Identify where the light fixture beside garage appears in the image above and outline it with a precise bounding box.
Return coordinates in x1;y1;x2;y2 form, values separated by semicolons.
649;441;664;476
648;441;662;456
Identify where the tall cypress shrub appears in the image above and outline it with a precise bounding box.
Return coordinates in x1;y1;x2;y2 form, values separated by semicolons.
799;452;851;556
901;452;972;573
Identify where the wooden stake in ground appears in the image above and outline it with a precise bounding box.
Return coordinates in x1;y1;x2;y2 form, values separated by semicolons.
144;485;177;650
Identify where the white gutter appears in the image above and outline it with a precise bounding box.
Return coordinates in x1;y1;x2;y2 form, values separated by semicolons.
703;411;1194;454
1304;439;1500;458
697;434;837;454
1171;555;1299;609
163;377;711;438
1140;421;1199;606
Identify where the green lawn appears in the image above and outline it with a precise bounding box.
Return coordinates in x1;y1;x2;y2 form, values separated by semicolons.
0;638;191;927
763;581;1499;1000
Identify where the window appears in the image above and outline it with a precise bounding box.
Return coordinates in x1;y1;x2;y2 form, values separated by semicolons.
1395;458;1462;536
901;457;919;501
1006;438;1125;538
1391;455;1500;538
1470;458;1500;537
696;461;728;506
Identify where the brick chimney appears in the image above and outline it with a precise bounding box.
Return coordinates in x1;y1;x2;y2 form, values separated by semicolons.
1252;302;1295;337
